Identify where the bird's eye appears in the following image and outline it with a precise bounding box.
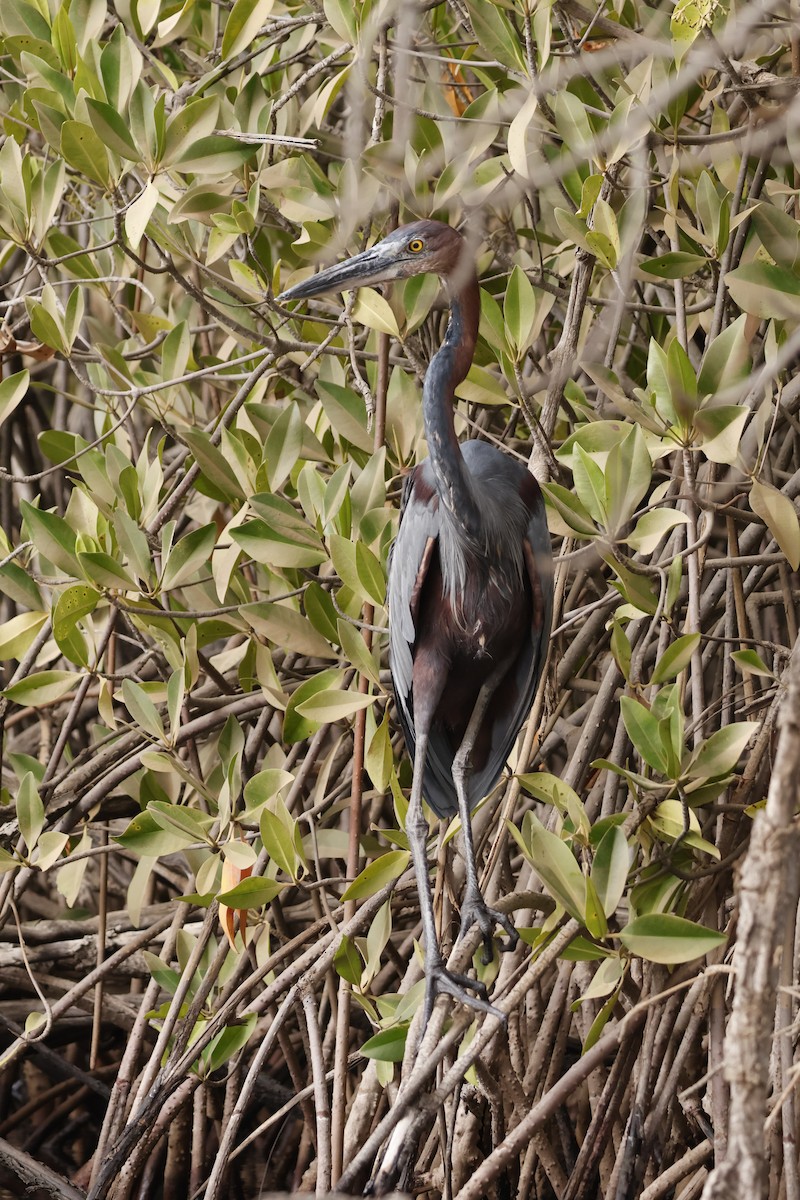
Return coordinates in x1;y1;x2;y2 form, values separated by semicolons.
407;238;424;253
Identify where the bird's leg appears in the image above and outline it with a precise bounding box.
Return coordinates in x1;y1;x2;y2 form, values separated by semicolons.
408;730;498;1028
452;658;520;966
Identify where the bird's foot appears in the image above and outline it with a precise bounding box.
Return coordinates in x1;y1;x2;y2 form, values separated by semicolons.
458;893;519;965
423;956;504;1027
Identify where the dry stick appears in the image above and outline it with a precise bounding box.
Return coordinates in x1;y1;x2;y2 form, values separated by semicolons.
110;1077;199;1200
331;314;390;1183
146;351;277;535
89;827;109;1072
0;617;54;922
128;903;221;1118
302;988;333;1194
0;1134;86;1200
448;982;712;1200
531;162;620;481
777;896;800;1200
640;1141;714;1200
682;450;706;747
0;911;174;1072
342;921;579;1193
562;1032;642;1200
200;884;398;1200
108;885;399;1200
87;903;188;1191
701;636;800;1200
189;1082;206;1197
42;610;117;786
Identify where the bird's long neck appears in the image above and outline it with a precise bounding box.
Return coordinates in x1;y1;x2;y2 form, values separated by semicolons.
422;268;481;539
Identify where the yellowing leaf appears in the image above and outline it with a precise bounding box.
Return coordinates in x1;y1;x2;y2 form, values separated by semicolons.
351;288;400;338
750;479;800;569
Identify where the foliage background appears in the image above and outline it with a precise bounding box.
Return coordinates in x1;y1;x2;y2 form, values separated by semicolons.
1;0;800;1196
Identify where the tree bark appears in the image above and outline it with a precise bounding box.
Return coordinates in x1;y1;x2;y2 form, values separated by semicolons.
701;636;800;1200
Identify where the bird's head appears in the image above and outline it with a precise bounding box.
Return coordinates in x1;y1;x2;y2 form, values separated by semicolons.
277;219;468;303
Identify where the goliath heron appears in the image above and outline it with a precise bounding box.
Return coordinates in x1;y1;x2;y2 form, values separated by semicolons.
278;220;553;1020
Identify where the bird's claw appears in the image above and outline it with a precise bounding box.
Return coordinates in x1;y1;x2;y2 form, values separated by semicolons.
458;897;519;965
423;958;503;1027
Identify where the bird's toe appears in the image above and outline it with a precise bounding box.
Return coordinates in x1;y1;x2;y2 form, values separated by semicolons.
424;959;500;1025
459;897;518;963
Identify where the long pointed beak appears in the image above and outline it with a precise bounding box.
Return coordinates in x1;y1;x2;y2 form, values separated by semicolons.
277;245;394;303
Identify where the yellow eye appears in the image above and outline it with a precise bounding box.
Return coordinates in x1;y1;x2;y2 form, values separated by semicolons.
408;238;424;253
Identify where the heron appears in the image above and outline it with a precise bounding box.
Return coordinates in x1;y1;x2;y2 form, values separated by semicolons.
278;220;553;1021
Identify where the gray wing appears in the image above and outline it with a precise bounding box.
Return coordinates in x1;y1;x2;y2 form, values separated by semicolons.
388;466;460;816
468;497;553;807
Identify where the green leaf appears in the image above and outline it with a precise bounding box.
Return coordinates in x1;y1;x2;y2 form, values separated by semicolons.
323;0;357;40
694;406;748;465
316;381;373;452
687;722;759;779
161;524;216;591
542;483;598;539
121;679;165;740
619;914;726;964
116;810;198;855
697;315;751;396
5;671;80;707
582;987;621;1053
264;403;303;491
217;876;284;908
626;509;689;554
141;950;181;995
334;935;363;986
365;711;393;791
749;480;800;569
20;500;79;575
148;801;214;843
52;584;101;642
243;769;295;811
355;541;385;606
221;0;275;58
725;262;800;322
361;1024;409;1062
464;0;526;71
161;97;219;167
620;696;668;774
260;807;301;881
608;557;658;615
516;812;586;921
751;203;800;271
0;612;48;660
337;619;382;686
35;830;70;871
242;603;336;661
572;446;607;525
183;430;246;500
174;136;259;174
731;650;775;679
639;252;706;279
60;120;111;187
202;1014;257;1072
340;850;410;901
17;773;44;852
85;98;141;160
651;633;700;684
295;688;377;723
504;264;536;358
591;826;629;919
77;551;136;591
604;424;652;532
234;499;326;569
351;288;400;338
0;371;29;429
